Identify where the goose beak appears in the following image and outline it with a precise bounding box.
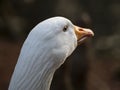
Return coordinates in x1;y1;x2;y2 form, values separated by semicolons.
74;25;94;45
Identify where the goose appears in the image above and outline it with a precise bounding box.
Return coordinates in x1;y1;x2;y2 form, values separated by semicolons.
9;16;94;90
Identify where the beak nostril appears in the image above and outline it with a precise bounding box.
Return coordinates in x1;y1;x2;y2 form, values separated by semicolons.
79;28;84;31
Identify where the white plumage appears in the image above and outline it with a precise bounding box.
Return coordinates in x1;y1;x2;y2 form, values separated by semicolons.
9;17;94;90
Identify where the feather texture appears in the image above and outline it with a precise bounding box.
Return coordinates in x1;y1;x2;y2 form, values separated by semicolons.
9;17;77;90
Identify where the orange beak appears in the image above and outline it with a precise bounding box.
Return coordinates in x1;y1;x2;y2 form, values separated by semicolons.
74;26;94;45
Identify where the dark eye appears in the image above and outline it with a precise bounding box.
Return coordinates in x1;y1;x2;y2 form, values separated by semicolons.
63;25;68;32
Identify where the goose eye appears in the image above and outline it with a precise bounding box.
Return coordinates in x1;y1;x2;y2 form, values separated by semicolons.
63;25;68;32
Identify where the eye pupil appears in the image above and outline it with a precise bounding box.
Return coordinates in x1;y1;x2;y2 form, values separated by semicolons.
63;26;68;32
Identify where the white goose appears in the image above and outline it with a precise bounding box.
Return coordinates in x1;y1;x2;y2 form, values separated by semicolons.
9;17;94;90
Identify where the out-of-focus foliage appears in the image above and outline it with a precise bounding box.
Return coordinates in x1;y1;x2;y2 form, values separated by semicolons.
0;0;120;90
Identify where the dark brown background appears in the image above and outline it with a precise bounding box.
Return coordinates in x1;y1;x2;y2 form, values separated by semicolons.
0;0;120;90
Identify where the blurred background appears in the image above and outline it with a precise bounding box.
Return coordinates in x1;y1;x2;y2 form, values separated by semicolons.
0;0;120;90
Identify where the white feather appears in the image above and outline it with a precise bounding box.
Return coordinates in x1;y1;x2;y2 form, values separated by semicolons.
9;17;78;90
